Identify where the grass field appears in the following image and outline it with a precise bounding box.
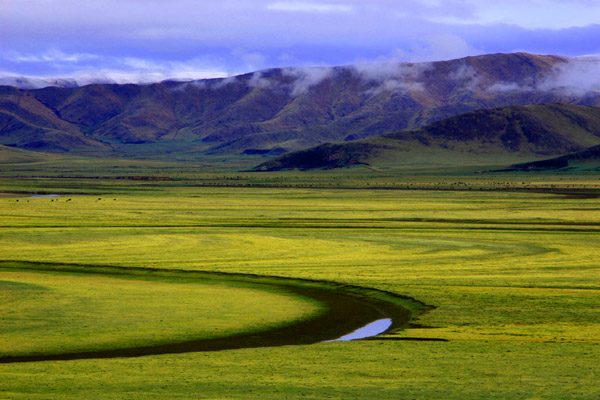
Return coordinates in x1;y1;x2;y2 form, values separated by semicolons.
0;167;599;399
0;268;322;358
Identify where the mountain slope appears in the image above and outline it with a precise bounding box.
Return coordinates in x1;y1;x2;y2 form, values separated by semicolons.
0;86;111;152
505;144;600;171
1;53;600;158
253;104;600;170
0;144;63;164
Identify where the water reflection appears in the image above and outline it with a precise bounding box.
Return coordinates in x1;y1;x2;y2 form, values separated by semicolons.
327;318;392;342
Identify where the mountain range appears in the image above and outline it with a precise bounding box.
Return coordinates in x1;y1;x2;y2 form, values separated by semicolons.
1;52;600;169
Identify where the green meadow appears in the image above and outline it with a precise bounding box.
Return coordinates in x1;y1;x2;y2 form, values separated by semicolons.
0;165;599;399
0;268;321;358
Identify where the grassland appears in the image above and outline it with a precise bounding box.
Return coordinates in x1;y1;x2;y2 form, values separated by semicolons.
0;165;599;399
0;267;321;358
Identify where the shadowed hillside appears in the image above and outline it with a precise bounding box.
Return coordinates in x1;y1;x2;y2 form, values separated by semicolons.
0;144;62;164
504;144;600;171
2;53;600;159
254;104;600;170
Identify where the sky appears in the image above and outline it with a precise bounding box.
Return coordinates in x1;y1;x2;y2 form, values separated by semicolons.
1;0;599;83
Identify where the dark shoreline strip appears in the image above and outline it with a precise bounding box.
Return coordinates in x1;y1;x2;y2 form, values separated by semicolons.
0;261;430;364
362;337;449;342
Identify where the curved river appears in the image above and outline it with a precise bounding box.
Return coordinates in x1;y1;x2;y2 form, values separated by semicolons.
0;262;421;364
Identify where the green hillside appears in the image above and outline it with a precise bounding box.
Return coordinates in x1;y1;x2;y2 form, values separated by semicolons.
505;144;600;171
0;144;63;164
255;104;600;170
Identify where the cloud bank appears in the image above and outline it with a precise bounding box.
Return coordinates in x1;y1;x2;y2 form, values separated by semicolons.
2;0;600;81
539;56;600;95
1;0;600;90
6;53;600;102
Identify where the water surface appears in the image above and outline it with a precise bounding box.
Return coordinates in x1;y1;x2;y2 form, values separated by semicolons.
327;318;392;342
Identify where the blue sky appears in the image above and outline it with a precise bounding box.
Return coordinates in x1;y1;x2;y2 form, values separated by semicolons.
1;0;599;82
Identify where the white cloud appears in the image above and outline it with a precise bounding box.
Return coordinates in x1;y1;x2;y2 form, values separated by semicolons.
6;49;100;64
352;56;430;82
468;0;600;29
351;54;431;94
231;49;268;71
1;52;229;87
132;27;197;40
282;66;333;95
77;56;228;84
408;33;480;62
267;1;353;13
2;0;600;80
538;55;600;95
49;68;227;86
278;52;297;65
487;82;523;92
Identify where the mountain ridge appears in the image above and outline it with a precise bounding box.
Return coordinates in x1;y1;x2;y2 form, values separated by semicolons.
1;53;600;160
253;103;600;170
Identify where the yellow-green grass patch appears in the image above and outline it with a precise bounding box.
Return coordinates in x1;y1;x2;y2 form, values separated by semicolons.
0;268;320;357
1;178;599;398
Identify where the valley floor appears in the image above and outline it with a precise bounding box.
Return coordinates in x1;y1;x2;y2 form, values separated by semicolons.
0;167;599;399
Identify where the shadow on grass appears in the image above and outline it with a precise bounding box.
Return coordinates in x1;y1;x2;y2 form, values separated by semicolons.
0;260;432;363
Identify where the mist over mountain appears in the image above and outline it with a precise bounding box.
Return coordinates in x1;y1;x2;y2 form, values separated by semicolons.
0;76;81;90
1;53;600;161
